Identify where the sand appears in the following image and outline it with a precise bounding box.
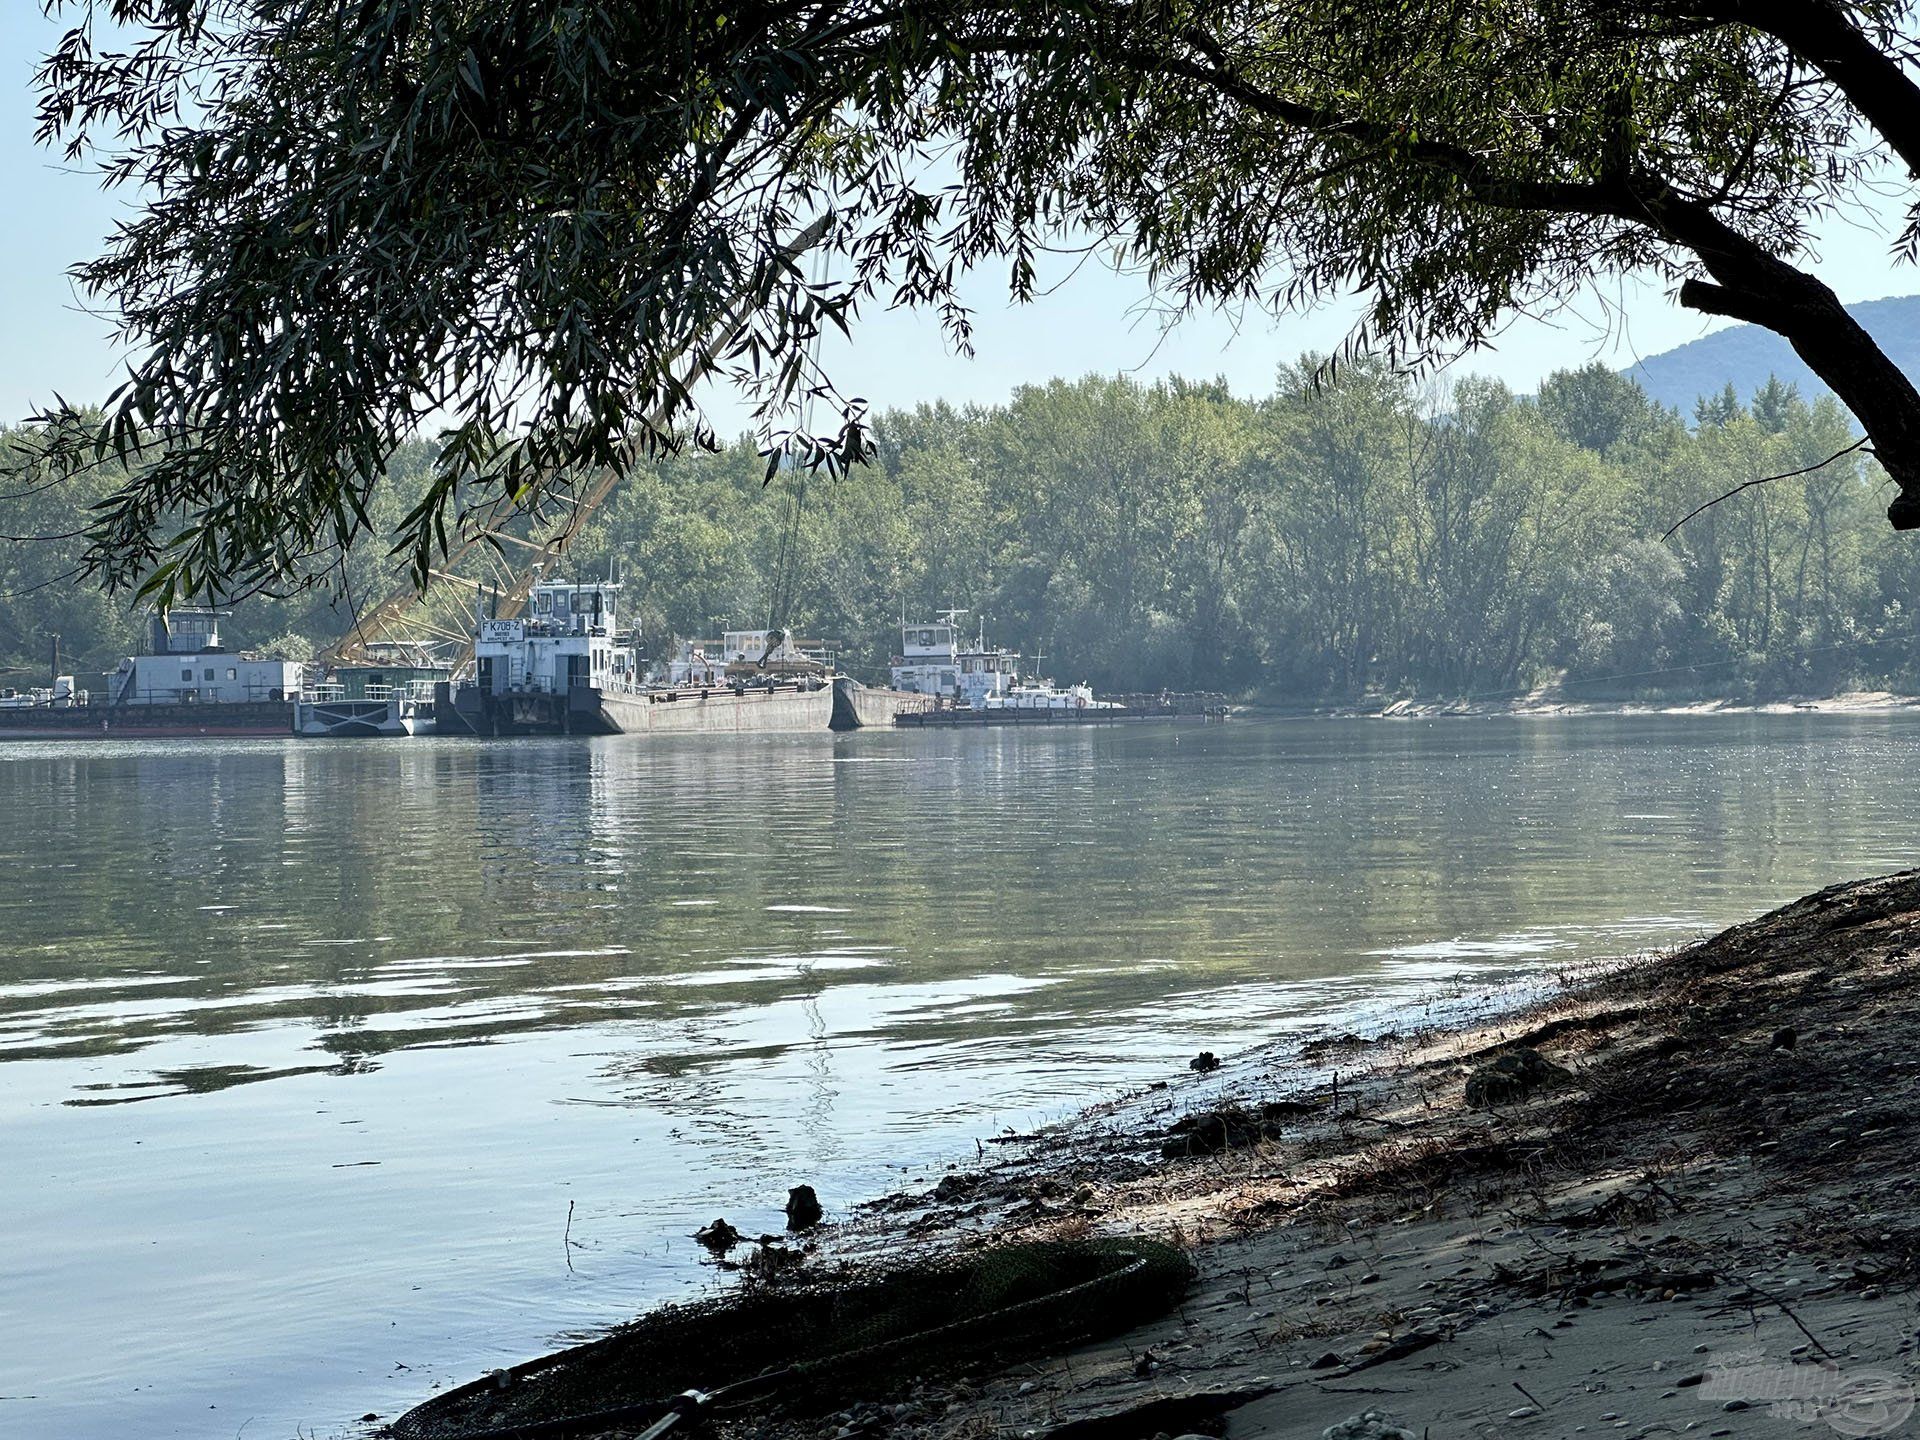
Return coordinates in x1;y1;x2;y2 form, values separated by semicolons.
423;872;1920;1440
777;871;1920;1440
1338;689;1920;719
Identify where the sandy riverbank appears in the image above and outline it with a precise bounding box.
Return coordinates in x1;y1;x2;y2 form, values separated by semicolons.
397;873;1920;1440
1366;689;1920;719
1242;689;1920;720
806;873;1920;1440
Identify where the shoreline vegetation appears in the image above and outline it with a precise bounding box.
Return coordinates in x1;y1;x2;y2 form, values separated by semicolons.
1267;688;1920;719
443;872;1920;1440
11;366;1920;714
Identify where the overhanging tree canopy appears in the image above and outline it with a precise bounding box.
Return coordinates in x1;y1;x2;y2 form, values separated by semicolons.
32;0;1920;603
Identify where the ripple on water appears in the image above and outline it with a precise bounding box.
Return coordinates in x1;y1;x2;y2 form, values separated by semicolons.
5;717;1920;1438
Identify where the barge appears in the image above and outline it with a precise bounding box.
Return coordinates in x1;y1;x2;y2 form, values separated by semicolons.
0;611;301;739
885;615;1226;727
439;578;834;736
0;698;296;739
829;676;930;730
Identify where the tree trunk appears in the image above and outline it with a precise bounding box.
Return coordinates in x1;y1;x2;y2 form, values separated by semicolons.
1679;272;1920;527
1642;181;1920;528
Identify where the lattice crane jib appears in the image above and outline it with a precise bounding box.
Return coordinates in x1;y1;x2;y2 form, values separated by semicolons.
318;215;835;672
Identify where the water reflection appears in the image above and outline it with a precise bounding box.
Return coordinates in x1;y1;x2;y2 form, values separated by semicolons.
0;719;1909;1086
3;717;1919;1437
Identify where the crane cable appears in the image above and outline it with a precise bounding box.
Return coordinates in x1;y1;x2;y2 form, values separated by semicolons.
759;248;831;659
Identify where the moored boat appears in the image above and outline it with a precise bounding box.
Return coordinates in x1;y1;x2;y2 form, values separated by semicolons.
588;680;832;734
829;675;930;730
442;577;835;736
886;613;1226;726
294;682;439;738
0;610;303;740
887;614;1121;716
293;646;453;737
0;701;296;739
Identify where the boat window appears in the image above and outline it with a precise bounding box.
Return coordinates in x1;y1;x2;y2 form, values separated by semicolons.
226;668;237;681
181;669;193;683
203;667;216;681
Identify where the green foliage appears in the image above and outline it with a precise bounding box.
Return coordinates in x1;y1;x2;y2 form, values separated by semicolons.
25;0;1920;602
0;427;443;680
507;362;1920;701
3;364;1913;703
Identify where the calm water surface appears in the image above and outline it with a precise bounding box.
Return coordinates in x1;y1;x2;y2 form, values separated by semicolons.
3;715;1916;1438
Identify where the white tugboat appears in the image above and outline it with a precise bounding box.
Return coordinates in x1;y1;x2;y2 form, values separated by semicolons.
445;577;833;736
888;613;1121;713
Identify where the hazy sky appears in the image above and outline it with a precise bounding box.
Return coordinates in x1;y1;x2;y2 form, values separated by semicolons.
4;8;1917;433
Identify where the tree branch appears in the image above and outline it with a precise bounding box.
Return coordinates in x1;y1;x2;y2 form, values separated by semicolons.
1677;276;1778;326
1628;0;1920;178
1663;437;1870;539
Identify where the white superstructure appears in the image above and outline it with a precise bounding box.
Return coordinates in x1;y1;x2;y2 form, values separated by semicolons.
985;681;1116;711
888;613;1120;711
471;579;641;699
108;610;303;705
666;630;830;684
665;640;727;687
0;676;82;709
889;614;1018;708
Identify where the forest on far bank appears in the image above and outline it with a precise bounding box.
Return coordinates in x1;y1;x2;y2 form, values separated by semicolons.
2;358;1916;704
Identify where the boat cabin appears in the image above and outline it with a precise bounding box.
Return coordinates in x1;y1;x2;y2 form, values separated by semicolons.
307;665;447;705
471;580;640;697
666;639;728;687
890;617;1018;707
718;629;830;678
108;609;304;705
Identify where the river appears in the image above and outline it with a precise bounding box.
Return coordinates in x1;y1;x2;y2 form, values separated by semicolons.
1;715;1914;1438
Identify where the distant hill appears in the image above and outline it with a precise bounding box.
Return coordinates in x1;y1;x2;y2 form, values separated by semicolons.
1623;295;1920;416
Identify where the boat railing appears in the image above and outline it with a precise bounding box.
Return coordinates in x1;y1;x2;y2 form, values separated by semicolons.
912;690;1228;717
361;681;439;703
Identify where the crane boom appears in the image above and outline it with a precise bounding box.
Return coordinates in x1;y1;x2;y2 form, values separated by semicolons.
320;215;834;668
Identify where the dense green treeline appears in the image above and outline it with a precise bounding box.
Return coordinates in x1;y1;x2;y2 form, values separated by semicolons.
5;363;1919;702
568;360;1920;701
